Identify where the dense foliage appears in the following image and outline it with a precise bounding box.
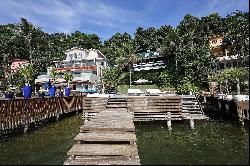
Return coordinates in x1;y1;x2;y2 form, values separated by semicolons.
0;11;249;94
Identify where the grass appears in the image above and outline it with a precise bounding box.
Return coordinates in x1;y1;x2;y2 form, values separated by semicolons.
117;84;159;94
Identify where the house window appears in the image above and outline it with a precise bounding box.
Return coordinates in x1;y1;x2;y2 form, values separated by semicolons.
219;63;224;70
212;40;217;44
69;54;73;60
77;53;82;59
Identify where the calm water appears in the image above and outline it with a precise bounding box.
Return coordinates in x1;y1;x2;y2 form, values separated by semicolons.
0;116;249;165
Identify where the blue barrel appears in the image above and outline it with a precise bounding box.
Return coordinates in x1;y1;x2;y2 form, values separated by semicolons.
23;85;32;99
49;86;56;97
65;87;70;97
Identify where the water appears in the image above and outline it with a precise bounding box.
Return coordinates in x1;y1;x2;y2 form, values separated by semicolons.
135;121;249;165
0;116;248;165
0;114;82;165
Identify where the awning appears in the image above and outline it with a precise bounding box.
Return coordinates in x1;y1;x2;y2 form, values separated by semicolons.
35;77;49;84
55;78;66;83
35;77;66;84
70;73;100;84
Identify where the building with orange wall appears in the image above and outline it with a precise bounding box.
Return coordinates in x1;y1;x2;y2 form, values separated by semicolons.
10;59;29;72
208;35;248;70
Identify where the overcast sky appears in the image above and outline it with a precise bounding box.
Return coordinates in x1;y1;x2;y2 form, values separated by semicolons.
0;0;249;41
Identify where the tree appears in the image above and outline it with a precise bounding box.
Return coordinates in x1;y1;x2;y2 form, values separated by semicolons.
200;13;225;36
19;63;37;85
222;11;249;62
174;14;212;87
49;68;58;83
134;27;159;52
0;24;20;64
63;72;74;87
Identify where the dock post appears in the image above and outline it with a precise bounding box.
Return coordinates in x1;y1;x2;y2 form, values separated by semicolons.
167;120;172;131
204;96;207;103
167;112;172;131
218;100;222;110
238;110;245;127
24;123;29;134
56;114;60;121
225;102;229;113
190;118;195;129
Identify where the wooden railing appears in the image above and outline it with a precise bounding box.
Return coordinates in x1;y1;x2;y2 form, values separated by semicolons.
55;66;97;72
0;96;85;131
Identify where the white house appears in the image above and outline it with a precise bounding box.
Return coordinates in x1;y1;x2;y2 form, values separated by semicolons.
35;47;108;92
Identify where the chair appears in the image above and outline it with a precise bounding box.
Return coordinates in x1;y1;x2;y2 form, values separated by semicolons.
127;89;144;96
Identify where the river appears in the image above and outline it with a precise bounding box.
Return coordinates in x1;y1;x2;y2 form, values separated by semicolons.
0;115;248;165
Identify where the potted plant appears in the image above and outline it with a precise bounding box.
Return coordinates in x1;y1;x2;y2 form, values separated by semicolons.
48;68;58;97
2;66;16;99
4;87;15;100
63;72;73;97
38;88;47;98
19;64;37;99
15;72;25;97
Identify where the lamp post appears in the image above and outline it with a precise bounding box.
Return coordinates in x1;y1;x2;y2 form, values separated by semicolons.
129;68;132;88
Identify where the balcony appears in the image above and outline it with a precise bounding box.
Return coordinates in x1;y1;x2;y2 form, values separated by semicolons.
55;66;97;72
133;61;166;71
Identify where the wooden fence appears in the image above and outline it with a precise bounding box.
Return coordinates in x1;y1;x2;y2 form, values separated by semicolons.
0;96;85;131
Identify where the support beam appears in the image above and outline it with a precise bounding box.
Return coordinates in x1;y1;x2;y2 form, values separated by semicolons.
167;112;172;131
56;114;60;121
167;120;172;131
190;119;195;130
204;96;207;103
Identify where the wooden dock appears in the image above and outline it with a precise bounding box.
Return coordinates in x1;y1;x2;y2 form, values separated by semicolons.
0;96;85;133
64;108;140;165
82;95;208;130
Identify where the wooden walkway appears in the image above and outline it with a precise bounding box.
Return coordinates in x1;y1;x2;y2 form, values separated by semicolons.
64;108;140;165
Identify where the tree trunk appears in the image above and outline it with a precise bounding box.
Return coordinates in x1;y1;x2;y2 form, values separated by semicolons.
236;78;241;95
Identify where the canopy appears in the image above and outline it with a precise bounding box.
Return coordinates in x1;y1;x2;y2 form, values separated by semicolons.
35;77;49;84
35;77;66;84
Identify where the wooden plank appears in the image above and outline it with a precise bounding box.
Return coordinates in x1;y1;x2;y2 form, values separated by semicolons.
67;144;138;156
80;126;135;132
130;109;181;112
64;158;140;165
74;132;136;142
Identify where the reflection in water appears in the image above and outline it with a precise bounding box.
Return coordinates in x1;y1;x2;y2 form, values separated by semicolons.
135;121;249;165
0;116;249;165
0;115;82;165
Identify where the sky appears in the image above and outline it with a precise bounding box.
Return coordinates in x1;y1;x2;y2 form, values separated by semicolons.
0;0;249;41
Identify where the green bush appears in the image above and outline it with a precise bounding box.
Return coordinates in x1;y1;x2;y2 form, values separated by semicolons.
176;82;201;95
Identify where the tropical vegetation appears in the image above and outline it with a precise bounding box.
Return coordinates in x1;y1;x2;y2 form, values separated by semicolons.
0;10;249;95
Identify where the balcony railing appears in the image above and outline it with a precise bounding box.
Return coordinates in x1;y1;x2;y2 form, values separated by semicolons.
133;62;166;71
55;66;97;72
